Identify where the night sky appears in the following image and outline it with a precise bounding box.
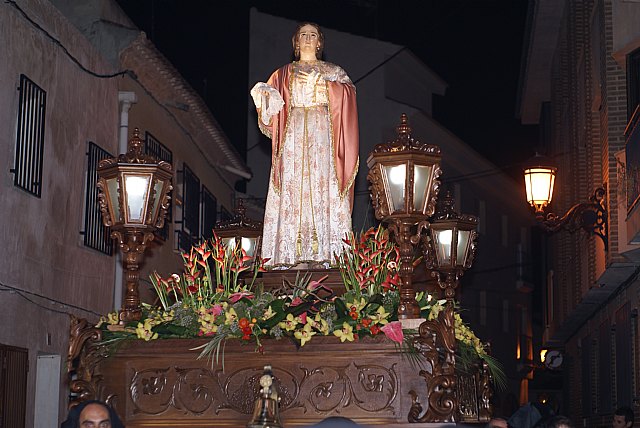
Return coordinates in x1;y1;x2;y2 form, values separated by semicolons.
115;0;538;180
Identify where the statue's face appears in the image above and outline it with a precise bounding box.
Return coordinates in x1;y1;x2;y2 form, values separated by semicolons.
297;24;320;58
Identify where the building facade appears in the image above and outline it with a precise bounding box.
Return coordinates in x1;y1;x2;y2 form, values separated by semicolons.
0;0;248;425
519;0;640;424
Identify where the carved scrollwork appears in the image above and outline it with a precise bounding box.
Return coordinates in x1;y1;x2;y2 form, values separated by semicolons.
302;363;398;415
367;165;390;220
408;304;458;423
96;177;116;226
457;372;478;420
478;360;493;421
174;368;218;414
67;316;108;408
130;368;172;415
217;366;301;415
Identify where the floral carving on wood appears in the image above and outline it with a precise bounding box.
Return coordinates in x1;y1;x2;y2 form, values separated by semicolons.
217;366;300;414
124;361;398;418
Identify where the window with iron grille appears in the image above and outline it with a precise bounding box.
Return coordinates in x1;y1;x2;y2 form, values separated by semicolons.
82;142;113;255
201;186;217;240
628;48;640;120
144;131;173;240
615;303;633;408
598;321;612;414
177;163;200;252
220;206;232;222
12;74;46;197
581;335;593;417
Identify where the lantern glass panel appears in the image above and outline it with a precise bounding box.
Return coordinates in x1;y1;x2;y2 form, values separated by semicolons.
413;164;432;212
434;228;453;266
456;230;471;265
524;167;555;207
242;237;258;257
124;174;151;223
223;237;258;258
150;179;165;223
384;164;406;212
106;177;121;223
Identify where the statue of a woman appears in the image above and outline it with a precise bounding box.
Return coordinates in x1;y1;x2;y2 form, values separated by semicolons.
250;22;359;268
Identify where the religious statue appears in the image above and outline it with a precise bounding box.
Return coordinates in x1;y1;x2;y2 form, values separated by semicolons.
250;22;359;268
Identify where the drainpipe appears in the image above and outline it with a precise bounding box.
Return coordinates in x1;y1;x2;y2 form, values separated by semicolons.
114;91;138;310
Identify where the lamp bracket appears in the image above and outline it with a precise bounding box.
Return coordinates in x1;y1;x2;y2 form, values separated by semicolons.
536;186;608;250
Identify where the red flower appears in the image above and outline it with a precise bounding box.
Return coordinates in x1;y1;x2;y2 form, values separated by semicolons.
196;242;207;256
241;325;252;340
361;318;372;328
370;324;381;335
239;318;250;329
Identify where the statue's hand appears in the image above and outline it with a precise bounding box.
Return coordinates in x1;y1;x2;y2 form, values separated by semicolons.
298;70;322;86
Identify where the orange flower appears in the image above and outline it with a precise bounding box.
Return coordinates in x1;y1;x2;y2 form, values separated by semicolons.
238;317;250;329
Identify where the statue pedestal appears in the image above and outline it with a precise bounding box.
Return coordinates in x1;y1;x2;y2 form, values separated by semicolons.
67;313;493;427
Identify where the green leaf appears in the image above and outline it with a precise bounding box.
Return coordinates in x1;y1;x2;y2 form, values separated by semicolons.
261;311;287;330
153;323;188;337
334;298;348;318
361;293;384;313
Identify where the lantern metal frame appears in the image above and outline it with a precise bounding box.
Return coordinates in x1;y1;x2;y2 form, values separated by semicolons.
367;114;442;319
214;199;264;264
97;128;173;322
420;192;478;301
523;156;608;250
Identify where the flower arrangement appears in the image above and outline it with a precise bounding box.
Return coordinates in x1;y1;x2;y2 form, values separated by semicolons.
96;227;503;385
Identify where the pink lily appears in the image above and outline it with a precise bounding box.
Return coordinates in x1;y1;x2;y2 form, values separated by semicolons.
381;321;404;344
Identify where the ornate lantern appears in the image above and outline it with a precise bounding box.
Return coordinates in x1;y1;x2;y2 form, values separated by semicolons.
424;191;478;300
367;114;442;320
97;128;173;322
214;199;263;262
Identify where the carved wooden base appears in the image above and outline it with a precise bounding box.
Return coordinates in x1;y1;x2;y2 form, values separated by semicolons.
67;313;492;427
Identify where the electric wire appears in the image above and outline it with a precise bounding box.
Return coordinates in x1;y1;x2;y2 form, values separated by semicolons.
0;280;103;317
6;0;134;79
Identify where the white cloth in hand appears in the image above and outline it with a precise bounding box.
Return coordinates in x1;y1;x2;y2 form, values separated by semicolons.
250;82;285;125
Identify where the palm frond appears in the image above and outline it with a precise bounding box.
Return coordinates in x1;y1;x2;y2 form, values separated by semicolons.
397;336;426;370
191;333;227;371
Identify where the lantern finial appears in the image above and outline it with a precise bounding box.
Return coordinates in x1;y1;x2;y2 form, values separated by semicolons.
396;113;411;136
128;127;143;157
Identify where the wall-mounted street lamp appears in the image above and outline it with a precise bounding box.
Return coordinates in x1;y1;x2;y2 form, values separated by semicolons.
97;128;173;322
523;154;608;250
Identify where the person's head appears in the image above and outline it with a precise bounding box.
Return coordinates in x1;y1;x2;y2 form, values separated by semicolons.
613;406;634;428
534;415;574;428
292;22;324;60
60;400;124;428
79;403;110;428
485;417;508;428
